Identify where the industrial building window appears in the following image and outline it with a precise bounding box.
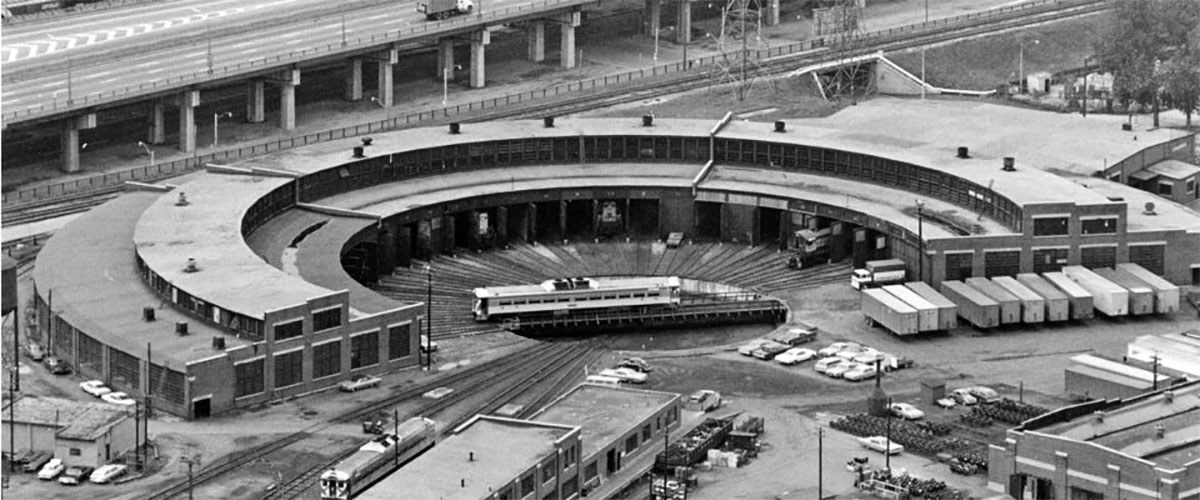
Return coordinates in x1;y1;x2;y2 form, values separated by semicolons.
388;324;412;360
562;475;579;498
1032;216;1069;236
350;332;379;369
1158;181;1172;196
520;473;535;496
150;364;186;405
109;348;141;392
1032;248;1068;274
274;350;304;389
497;485;514;500
1080;217;1117;235
1129;245;1166;275
1188;178;1196;195
642;424;651;443
1081;246;1117;269
273;319;303;341
563;445;576;470
584;462;598;482
625;434;639;453
945;252;974;281
234;358;265;398
313;341;341;379
542;458;556;483
312;307;342;332
984;251;1020;278
69;449;80;456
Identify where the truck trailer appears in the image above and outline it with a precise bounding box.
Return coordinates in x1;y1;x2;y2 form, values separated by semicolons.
1042;272;1095;320
882;285;938;332
417;0;474;20
965;277;1021;325
992;276;1046;324
1115;263;1180;313
939;281;1000;329
1015;274;1070;322
1062;266;1128;316
861;288;919;335
851;259;907;290
903;281;958;330
1094;268;1154;315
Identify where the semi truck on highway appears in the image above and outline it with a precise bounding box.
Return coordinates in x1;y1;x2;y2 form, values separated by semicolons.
418;0;474;20
850;259;906;290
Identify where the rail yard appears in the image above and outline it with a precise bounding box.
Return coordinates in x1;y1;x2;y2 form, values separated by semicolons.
3;0;1200;500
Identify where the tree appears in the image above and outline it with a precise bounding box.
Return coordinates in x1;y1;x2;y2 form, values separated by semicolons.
1095;0;1200;124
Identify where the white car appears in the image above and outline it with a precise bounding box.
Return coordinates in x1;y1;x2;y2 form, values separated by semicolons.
835;345;870;360
101;392;136;406
814;357;850;374
339;375;383;392
950;388;979;406
599;367;647;384
889;403;925;420
826;361;862;379
843;364;879;381
37;458;65;480
775;348;817;365
684;390;721;412
80;380;112;398
965;386;999;403
738;339;773;356
89;464;127;484
852;349;888;365
935;397;957;409
857;436;904;455
818;342;862;357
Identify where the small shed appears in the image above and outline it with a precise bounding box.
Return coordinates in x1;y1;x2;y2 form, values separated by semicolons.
1;396;135;468
921;379;946;404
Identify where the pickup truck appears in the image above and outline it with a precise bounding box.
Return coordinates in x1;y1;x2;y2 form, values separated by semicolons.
340;375;383;392
857;436;904;455
683;390;721;412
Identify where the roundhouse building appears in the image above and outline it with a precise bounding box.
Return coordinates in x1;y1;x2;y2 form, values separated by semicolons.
32;101;1200;418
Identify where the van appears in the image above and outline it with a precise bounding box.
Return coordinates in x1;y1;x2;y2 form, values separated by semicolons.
814;357;847;374
585;375;622;387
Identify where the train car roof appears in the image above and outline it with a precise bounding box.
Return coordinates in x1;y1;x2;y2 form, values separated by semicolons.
474;276;680;298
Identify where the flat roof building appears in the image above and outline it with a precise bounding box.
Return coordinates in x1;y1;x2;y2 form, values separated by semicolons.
1127;331;1200;379
1065;354;1174;401
1;395;135;468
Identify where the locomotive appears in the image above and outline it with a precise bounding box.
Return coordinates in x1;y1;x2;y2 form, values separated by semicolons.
319;417;436;500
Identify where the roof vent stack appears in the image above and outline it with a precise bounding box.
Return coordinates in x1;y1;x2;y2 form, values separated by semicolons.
1092;410;1104;423
957;147;970;159
212;337;226;350
362;137;373;146
1122;123;1133;131
1002;157;1016;172
449;123;461;134
1154;424;1166;439
175;192;190;206
143;307;156;322
184;258;199;273
469;451;475;461
642;114;654;127
352;146;365;158
774;120;786;133
1163;390;1174;402
176;321;189;336
544;116;555;128
1143;202;1157;216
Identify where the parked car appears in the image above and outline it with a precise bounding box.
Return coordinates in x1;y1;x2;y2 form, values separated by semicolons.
818;342;862;357
683;390;721;412
881;355;915;372
25;344;45;362
80;380;112;398
10;448;34;465
617;357;653;373
750;341;790;360
598;367;647;384
58;465;94;485
964;386;999;403
825;361;861;379
843;364;879;381
814;357;850;375
43;356;71;375
339;375;383;392
37;458;65;480
935;397;957;409
851;349;888;365
888;403;925;420
89;464;128;484
101;392;136;406
949;389;978;406
737;339;773;356
23;451;53;473
857;436;904;455
775;347;817;365
835;345;871;360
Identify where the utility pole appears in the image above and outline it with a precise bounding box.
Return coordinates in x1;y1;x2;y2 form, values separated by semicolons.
817;427;824;500
885;397;892;471
393;409;400;466
1152;353;1160;390
425;265;432;369
181;455;200;500
916;200;925;283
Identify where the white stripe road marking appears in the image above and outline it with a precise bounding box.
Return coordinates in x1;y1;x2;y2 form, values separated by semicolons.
88;71;112;77
240;49;258;54
99;78;119;84
367;13;389;20
40;81;65;88
135;61;159;67
147;68;166;74
184;52;205;57
286;39;305;44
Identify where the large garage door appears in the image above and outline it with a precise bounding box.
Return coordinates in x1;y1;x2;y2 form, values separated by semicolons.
984;250;1020;278
1032;248;1068;274
945;252;974;281
1128;244;1165;275
1081;246;1117;269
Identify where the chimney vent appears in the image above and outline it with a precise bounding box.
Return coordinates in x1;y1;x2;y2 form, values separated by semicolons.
1154;425;1166;439
1002;157;1016;171
175;192;190;206
544;116;555;128
774;120;786;133
1143;202;1157;216
362;137;373;146
1093;410;1104;423
184;258;199;273
957;146;970;159
212;337;226;350
143;307;156;322
1122;123;1133;131
352;146;365;158
449;122;461;134
642;114;654;127
1163;390;1174;402
469;451;474;461
176;321;189;336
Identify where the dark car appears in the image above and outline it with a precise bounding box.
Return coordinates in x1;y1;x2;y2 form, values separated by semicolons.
617;357;653;373
58;465;94;486
10;449;34;465
23;451;53;473
25;344;45;362
43;357;71;375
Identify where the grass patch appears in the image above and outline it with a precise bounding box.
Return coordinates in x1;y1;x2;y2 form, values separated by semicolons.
585;73;846;121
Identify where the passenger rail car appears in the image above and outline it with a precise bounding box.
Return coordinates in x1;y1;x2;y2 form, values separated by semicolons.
473;276;681;321
319;417;436;500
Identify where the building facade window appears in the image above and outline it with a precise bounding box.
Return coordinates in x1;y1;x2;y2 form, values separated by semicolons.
642;424;651;443
273;319;303;341
388;323;412;360
351;332;379;369
234;358;265;398
542;458;557;483
625;434;639;454
312;307;342;332
1080;217;1118;235
274;350;304;388
1032;216;1069;236
584;462;598;482
1187;177;1196;195
1158;181;1173;196
313;341;341;379
520;473;535;497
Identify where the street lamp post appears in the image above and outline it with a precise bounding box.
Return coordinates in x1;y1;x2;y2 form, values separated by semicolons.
137;141;155;168
915;200;925;283
180;455;201;500
817;427;824;500
213;112;232;147
425;265;433;370
1081;56;1094;117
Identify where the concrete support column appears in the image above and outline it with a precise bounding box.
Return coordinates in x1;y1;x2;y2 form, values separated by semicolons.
528;203;538;242
377;223;397;277
396;225;413;268
61;119;81;173
246;80;266;123
676;0;692;44
560;12;580;69
765;0;780;26
645;0;661;36
469;30;490;89
344;58;363;101
148;100;166;145
278;69;300;131
377;47;397;107
178;89;200;153
1052;452;1069;500
496;206;509;246
1104;465;1121;500
527;21;546;62
437;39;455;81
559;200;568;239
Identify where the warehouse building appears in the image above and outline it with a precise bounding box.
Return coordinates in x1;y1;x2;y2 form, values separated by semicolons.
1127;331;1200;379
988;380;1200;500
1065;354;1173;401
1;396;135;468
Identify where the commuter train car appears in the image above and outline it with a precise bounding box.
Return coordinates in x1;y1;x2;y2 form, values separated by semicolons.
473;276;681;321
319;417;436;500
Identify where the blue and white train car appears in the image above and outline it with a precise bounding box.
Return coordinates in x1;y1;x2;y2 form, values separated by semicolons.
319;417;436;500
473;276;681;321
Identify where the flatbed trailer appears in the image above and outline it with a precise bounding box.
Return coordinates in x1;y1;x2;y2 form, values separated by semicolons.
1041;272;1095;320
1062;266;1128;316
965;277;1021;325
939;281;1000;329
861;288;920;335
1016;274;1070;322
1115;263;1180;313
1094;268;1154;315
882;285;938;332
903;281;958;330
992;276;1045;323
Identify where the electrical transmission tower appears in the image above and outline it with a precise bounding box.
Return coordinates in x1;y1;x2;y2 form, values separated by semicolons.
812;0;873;101
712;0;771;101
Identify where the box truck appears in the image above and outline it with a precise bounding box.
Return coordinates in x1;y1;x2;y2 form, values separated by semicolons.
1042;272;1095;320
965;277;1021;324
1016;274;1069;322
861;288;919;335
992;276;1045;324
851;259;907;290
1115;263;1180;313
882;285;938;332
417;0;474;20
1062;266;1128;316
904;281;958;330
939;281;1000;329
1094;268;1153;315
